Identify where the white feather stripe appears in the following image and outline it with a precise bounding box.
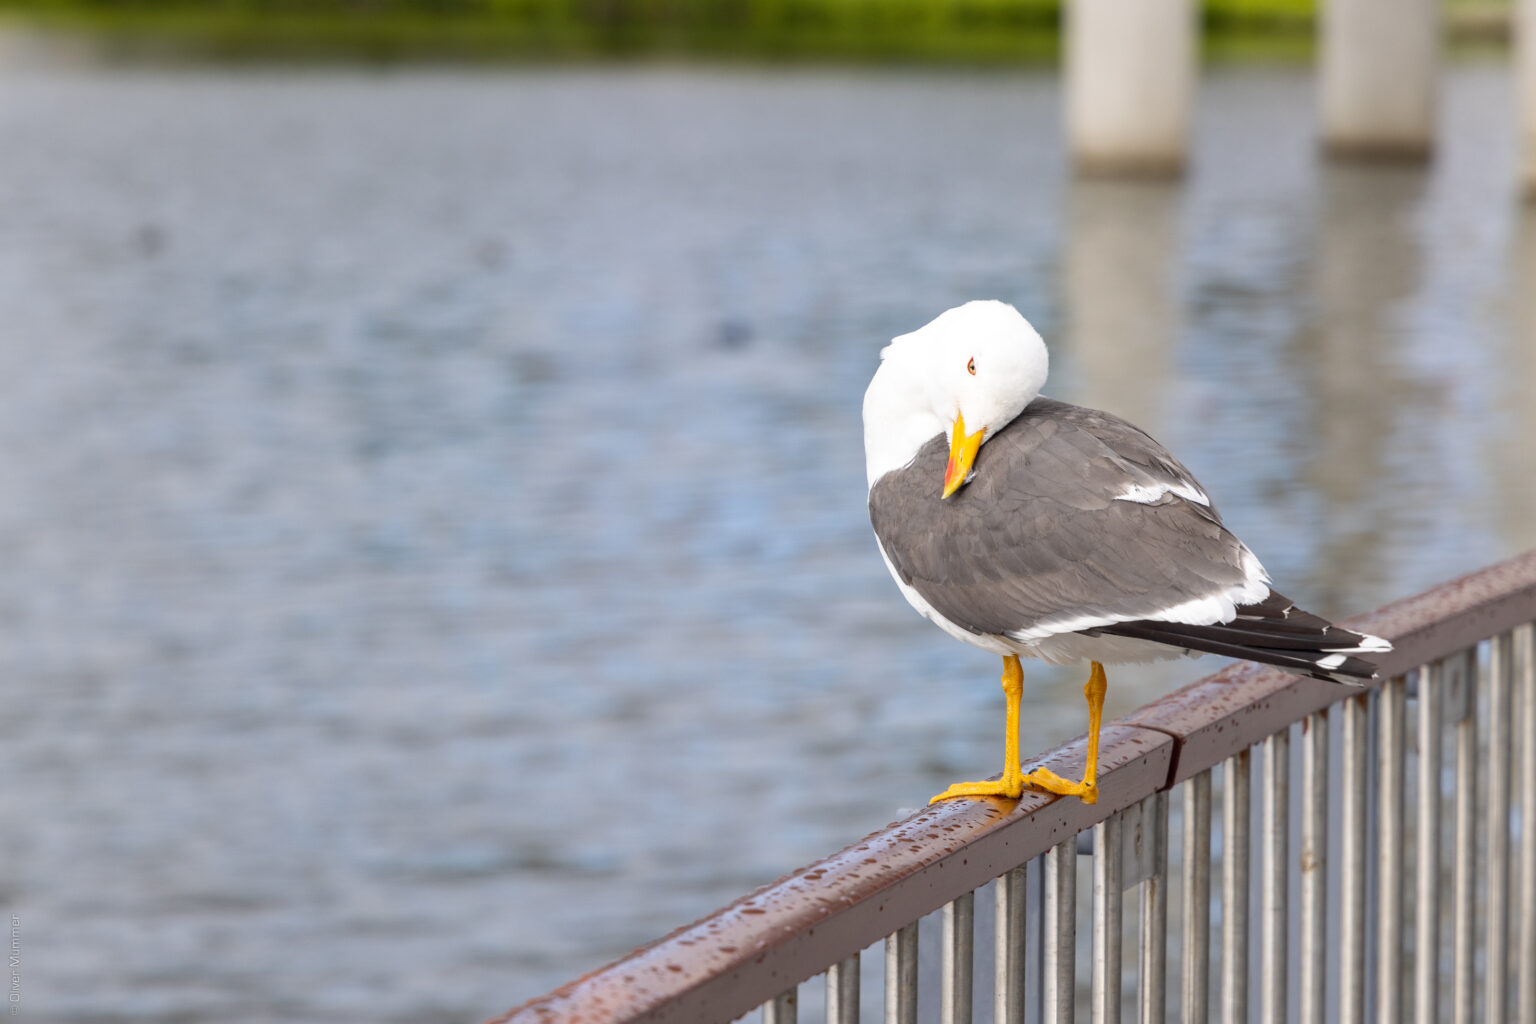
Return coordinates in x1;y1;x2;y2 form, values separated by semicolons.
1334;633;1391;653
1114;481;1210;507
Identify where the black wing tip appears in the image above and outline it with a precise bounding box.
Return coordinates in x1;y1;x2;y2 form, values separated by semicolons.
1095;616;1391;683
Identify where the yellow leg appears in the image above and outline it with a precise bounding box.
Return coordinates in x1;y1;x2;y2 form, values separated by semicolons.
1019;660;1107;805
929;654;1026;802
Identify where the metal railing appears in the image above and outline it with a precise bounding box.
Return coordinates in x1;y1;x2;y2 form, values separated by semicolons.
491;551;1536;1024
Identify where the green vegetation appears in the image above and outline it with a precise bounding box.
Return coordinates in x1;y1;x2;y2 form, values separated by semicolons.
0;0;1509;64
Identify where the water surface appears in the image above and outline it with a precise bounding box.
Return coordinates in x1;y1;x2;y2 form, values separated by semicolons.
0;60;1531;1022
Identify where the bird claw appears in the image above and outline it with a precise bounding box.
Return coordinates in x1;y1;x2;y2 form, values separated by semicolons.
1021;766;1098;805
928;769;1025;803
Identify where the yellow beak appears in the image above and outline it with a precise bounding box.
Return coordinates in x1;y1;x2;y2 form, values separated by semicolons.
942;413;986;499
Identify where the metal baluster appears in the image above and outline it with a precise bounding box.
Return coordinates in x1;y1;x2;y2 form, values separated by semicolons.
764;989;797;1024
1452;649;1477;1024
1489;633;1515;1024
1182;773;1212;1024
1519;625;1536;1024
1221;750;1250;1024
1340;692;1369;1024
827;953;861;1024
1028;853;1044;1024
886;921;918;1024
1093;813;1123;1024
942;892;975;1024
1378;676;1406;1022
1261;729;1289;1024
1140;792;1169;1024
1300;710;1328;1024
997;864;1027;1024
1043;838;1077;1024
1416;662;1444;1024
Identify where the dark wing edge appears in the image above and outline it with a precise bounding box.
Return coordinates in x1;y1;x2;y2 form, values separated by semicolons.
1087;589;1392;685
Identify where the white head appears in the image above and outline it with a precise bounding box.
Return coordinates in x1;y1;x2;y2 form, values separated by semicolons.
863;300;1049;492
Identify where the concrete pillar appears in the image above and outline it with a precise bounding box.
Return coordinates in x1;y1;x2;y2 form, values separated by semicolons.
1320;0;1438;159
1520;0;1536;197
1065;0;1196;177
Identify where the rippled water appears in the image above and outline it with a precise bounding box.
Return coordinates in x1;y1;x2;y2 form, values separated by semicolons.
1;55;1532;1023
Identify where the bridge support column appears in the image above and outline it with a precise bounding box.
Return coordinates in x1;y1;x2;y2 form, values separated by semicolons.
1319;0;1438;159
1065;0;1195;177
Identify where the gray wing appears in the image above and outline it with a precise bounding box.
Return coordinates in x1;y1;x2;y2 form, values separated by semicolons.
868;397;1259;639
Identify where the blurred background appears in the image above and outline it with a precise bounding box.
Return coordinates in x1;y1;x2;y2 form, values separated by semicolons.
0;2;1533;1022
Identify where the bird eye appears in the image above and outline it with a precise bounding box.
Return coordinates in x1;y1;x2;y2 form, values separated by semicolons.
966;357;976;376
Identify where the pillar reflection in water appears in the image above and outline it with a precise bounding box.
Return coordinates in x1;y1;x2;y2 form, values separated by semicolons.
1296;163;1426;613
1499;207;1536;552
1061;177;1185;440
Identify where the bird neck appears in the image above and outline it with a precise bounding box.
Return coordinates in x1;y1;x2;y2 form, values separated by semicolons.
862;360;948;489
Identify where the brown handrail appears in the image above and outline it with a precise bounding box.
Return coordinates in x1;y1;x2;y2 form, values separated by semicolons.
488;549;1536;1024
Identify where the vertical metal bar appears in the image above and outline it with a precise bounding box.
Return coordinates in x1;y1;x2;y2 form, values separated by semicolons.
886;921;919;1024
1094;813;1123;1024
827;953;860;1024
942;892;975;1024
1221;749;1250;1024
1488;632;1515;1024
1377;676;1406;1023
1027;854;1044;1024
1340;692;1369;1024
997;864;1027;1024
1452;652;1477;1024
1140;792;1169;1024
1519;625;1536;1024
1182;773;1212;1024
1042;839;1077;1024
763;989;797;1024
1299;710;1328;1024
1260;729;1289;1024
1416;663;1444;1024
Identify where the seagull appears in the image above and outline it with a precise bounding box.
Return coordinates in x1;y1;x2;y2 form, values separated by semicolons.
863;300;1391;805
